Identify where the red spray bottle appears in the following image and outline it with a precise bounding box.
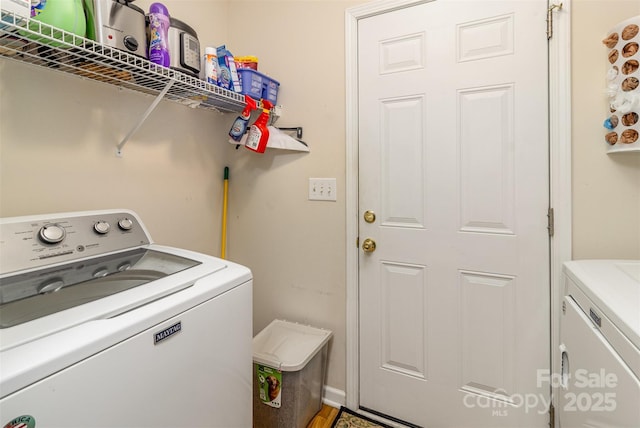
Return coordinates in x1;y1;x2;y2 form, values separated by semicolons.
245;100;273;153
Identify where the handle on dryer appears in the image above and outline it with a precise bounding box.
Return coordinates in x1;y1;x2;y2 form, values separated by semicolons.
559;343;569;390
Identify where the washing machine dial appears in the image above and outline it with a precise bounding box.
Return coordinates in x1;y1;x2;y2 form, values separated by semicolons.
118;218;133;231
38;278;65;294
93;267;109;278
38;224;66;244
94;221;111;234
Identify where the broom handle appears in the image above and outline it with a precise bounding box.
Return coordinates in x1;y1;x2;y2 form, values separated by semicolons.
221;167;229;259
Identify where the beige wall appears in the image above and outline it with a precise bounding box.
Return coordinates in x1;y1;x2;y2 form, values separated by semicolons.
1;0;639;400
223;0;363;392
571;0;640;259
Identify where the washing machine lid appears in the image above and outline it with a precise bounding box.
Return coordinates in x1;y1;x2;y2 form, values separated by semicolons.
0;247;201;328
0;243;235;352
564;260;640;349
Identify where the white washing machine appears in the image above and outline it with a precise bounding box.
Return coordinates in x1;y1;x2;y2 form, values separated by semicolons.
559;260;640;427
0;209;253;428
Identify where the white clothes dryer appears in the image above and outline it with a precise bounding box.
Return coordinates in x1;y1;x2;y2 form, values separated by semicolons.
0;209;253;428
559;260;640;427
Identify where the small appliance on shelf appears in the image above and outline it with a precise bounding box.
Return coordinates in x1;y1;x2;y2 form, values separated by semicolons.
83;0;148;58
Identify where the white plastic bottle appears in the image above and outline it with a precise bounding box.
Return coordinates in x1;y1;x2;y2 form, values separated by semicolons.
203;46;218;85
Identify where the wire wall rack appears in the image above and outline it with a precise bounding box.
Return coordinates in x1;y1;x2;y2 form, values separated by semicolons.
1;9;250;155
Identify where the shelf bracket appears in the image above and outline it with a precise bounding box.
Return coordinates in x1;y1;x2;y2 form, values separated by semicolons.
116;80;175;157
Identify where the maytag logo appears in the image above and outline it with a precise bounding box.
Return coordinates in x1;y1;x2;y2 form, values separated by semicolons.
154;322;182;345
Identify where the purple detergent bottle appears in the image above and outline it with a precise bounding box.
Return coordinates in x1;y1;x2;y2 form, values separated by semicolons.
148;3;170;67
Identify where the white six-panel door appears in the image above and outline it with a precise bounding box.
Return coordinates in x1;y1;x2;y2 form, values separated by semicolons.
357;1;550;426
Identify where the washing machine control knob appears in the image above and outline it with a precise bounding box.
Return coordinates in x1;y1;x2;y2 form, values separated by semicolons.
39;224;66;244
94;221;111;234
118;218;133;231
38;278;65;294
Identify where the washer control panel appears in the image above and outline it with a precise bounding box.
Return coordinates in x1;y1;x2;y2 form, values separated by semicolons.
0;210;151;275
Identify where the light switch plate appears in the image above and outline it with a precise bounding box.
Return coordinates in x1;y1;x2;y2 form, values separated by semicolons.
309;178;337;201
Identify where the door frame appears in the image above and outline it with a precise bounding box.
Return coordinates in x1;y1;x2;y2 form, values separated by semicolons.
344;0;572;418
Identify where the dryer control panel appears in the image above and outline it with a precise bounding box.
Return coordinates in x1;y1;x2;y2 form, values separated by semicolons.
0;210;151;275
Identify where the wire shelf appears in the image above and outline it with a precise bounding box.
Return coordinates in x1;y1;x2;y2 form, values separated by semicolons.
0;9;246;113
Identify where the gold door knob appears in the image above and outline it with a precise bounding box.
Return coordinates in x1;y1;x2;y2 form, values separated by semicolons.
362;238;376;253
364;210;376;223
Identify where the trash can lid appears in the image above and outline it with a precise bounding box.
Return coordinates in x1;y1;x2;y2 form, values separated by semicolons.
253;319;333;371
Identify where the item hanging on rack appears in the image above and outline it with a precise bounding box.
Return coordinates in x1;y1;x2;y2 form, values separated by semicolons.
245;100;273;153
229;95;256;141
268;127;308;150
602;15;640;152
228;126;308;152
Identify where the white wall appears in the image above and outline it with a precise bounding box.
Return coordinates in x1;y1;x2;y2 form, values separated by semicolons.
571;0;640;259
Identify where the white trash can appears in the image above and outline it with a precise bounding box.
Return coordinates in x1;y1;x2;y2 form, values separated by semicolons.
252;319;333;428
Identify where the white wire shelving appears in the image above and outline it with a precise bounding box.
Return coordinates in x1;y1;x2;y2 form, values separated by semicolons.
0;9;249;155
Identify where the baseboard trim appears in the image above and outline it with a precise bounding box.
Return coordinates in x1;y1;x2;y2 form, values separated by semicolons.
323;385;346;408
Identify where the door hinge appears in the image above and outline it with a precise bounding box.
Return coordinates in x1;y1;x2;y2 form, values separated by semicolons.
356;237;360;248
547;208;555;237
547;3;563;40
549;403;555;427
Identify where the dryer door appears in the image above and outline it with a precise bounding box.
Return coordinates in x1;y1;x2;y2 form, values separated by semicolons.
559;296;640;427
